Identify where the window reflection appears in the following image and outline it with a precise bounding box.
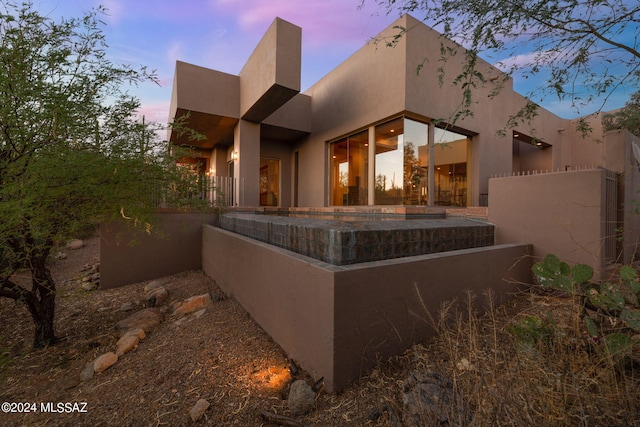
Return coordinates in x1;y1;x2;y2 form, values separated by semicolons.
374;118;404;204
329;117;470;207
433;128;469;206
330;130;368;206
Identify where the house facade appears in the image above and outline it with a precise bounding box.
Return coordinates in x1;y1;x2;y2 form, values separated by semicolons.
100;13;640;391
168;14;621;212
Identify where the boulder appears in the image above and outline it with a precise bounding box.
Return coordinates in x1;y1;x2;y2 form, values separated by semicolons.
93;352;118;373
172;294;213;317
115;308;163;336
287;380;315;416
115;334;140;357
189;399;210;422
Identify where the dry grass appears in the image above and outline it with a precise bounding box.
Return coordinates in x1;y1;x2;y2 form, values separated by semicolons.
398;287;640;426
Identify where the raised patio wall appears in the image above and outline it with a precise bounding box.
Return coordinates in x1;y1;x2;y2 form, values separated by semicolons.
100;211;218;289
202;225;532;392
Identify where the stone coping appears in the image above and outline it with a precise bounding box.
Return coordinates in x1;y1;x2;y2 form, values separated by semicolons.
218;212;495;265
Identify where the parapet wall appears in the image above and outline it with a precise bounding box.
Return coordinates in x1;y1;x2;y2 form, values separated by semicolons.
203;224;532;392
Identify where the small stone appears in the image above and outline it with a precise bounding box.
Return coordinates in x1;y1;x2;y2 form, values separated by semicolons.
146;287;168;307
54;252;67;259
172;294;213;317
143;280;164;293
81;281;98;291
66;239;84;250
193;309;206;318
115;334;140;357
93;352;118;373
189;399;210;422
287;380;316;416
79;363;94;382
115;308;163;336
456;358;474;371
169;300;183;312
123;328;146;340
120;302;135;312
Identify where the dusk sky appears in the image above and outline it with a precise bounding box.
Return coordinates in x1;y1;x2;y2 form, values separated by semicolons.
34;0;634;128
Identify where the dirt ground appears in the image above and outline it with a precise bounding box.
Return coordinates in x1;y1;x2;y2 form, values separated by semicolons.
0;237;409;426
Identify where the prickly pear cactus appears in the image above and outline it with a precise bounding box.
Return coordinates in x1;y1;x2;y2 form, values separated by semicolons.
531;254;576;293
532;255;640;336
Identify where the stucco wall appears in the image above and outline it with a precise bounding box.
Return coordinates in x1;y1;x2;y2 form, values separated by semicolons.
100;211;218;289
293;14;573;208
489;169;608;275
202;226;336;385
203;224;532;391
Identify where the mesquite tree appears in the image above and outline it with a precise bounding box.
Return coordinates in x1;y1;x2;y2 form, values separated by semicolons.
0;3;205;348
367;0;640;130
603;89;640;137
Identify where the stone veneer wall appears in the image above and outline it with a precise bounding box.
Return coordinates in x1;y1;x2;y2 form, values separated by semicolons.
218;213;495;265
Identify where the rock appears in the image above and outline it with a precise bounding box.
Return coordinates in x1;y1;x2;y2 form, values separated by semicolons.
193;308;206;318
115;334;140;357
93;352;118;373
189;398;210;422
66;239;84;250
287;380;316;416
146;286;168;307
54;251;67;259
123;328;146;340
81;281;98;291
79;363;94;382
144;280;164;293
401;370;472;426
210;292;224;302
115;308;163;336
172;294;213;317
120;302;135;312
456;357;475;371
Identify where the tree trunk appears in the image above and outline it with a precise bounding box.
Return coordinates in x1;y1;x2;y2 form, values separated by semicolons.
29;254;57;348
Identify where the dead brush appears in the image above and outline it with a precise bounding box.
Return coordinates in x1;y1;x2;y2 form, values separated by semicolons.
410;284;640;426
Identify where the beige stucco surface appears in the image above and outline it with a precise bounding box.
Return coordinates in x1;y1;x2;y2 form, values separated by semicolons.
100;212;218;289
489;170;607;274
203;224;532;391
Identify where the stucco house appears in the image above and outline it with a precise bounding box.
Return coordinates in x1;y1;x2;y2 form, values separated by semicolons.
99;13;640;391
167;13;638;272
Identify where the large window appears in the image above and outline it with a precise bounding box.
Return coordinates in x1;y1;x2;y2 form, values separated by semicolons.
330;130;369;206
433;128;469;206
374;118;431;205
329;117;470;206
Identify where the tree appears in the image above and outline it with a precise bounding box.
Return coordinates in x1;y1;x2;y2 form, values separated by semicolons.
0;3;207;348
366;0;640;129
603;89;640;137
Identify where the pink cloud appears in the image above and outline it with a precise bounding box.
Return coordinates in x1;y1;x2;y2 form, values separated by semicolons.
135;100;172;125
210;0;395;47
